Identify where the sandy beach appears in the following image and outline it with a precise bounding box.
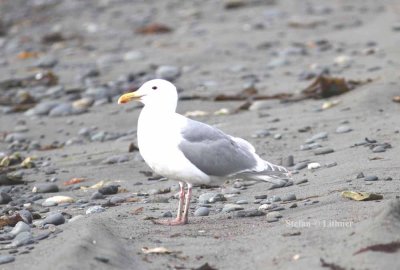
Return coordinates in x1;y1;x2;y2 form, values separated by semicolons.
1;0;400;269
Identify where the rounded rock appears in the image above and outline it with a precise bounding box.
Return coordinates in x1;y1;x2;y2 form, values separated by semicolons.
86;205;105;215
194;207;210;216
365;175;378;181
155;65;181;81
0;255;15;265
43;212;65;225
32;183;59;193
0;192;12;204
10;221;31;236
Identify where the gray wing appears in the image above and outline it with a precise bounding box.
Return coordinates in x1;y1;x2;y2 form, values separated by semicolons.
178;119;258;177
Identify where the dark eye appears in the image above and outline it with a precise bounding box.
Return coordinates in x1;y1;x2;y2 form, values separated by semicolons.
152;86;157;90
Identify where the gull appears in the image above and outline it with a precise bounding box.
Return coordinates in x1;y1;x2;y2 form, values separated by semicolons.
118;79;291;225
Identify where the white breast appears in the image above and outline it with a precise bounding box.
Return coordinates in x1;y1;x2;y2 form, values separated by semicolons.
137;110;211;185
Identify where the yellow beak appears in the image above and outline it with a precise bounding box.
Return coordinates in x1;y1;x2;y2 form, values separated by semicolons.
117;92;142;104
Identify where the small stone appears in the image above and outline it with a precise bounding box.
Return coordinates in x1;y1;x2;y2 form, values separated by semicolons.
98;185;119;195
266;211;282;219
0;255;15;265
295;178;308;185
294;162;308;170
0;192;12;204
198;193;225;204
258;204;278;211
254;195;268;200
289;203;298;208
314;147;334;155
32;183;59;193
43;212;65;225
109;196;125;204
222;204;244;213
356;172;365;179
90;191;105;200
236;200;248;205
305;132;328;143
372;146;386;153
162;211;173;218
282;155;294;167
336;125;352;133
45;196;75;204
281;194;296;202
274;134;282;140
123;50;145;61
194;207;210;216
41;201;57;207
384;177;393;181
234;210;265;218
325;162;337;168
307;163;321;170
10;221;31;236
25;102;59;116
266;216;279;223
86;205;105;214
365;175;378;181
9;231;33;247
35;55;58;68
18;210;33;224
155;65;180;81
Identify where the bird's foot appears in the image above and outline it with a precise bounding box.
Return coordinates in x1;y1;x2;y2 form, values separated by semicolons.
152;218;187;226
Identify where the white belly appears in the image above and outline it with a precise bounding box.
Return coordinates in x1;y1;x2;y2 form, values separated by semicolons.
137;111;211;184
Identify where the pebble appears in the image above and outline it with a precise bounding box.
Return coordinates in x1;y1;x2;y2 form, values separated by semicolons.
0;192;12;204
266;211;282;219
86;205;105;214
281;194;296;202
43;212;65;225
356;172;365;179
123;50;145;61
42;201;57;207
32;183;59;193
18;210;33;224
293;162;308;170
249;101;271;111
314;147;334;155
5;133;28;143
266;216;279;223
365;175;378;181
281;155;294;167
98;185;119;195
307;163;321;170
198;193;225;204
236;200;248;205
259;204;278;211
222;204;244;213
109;196;125;204
155;65;181;81
10;231;33;247
336;125;352;133
90;191;105;200
162;211;173;218
25;102;59;116
234;210;265;218
10;221;31;235
194;207;210;216
295;178;308;185
274;134;282;140
35;55;58;68
254;194;268;200
45;196;75;204
101;155;129;164
0;255;15;265
325;162;337;168
305;132;328;143
289;203;298;208
372;145;386;153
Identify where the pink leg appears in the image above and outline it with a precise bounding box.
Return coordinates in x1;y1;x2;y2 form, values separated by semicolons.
153;182;189;225
181;183;192;224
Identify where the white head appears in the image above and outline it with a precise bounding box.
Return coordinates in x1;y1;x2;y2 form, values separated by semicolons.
118;79;178;112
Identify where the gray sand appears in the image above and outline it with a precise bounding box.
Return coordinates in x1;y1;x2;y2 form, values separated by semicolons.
0;0;400;269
